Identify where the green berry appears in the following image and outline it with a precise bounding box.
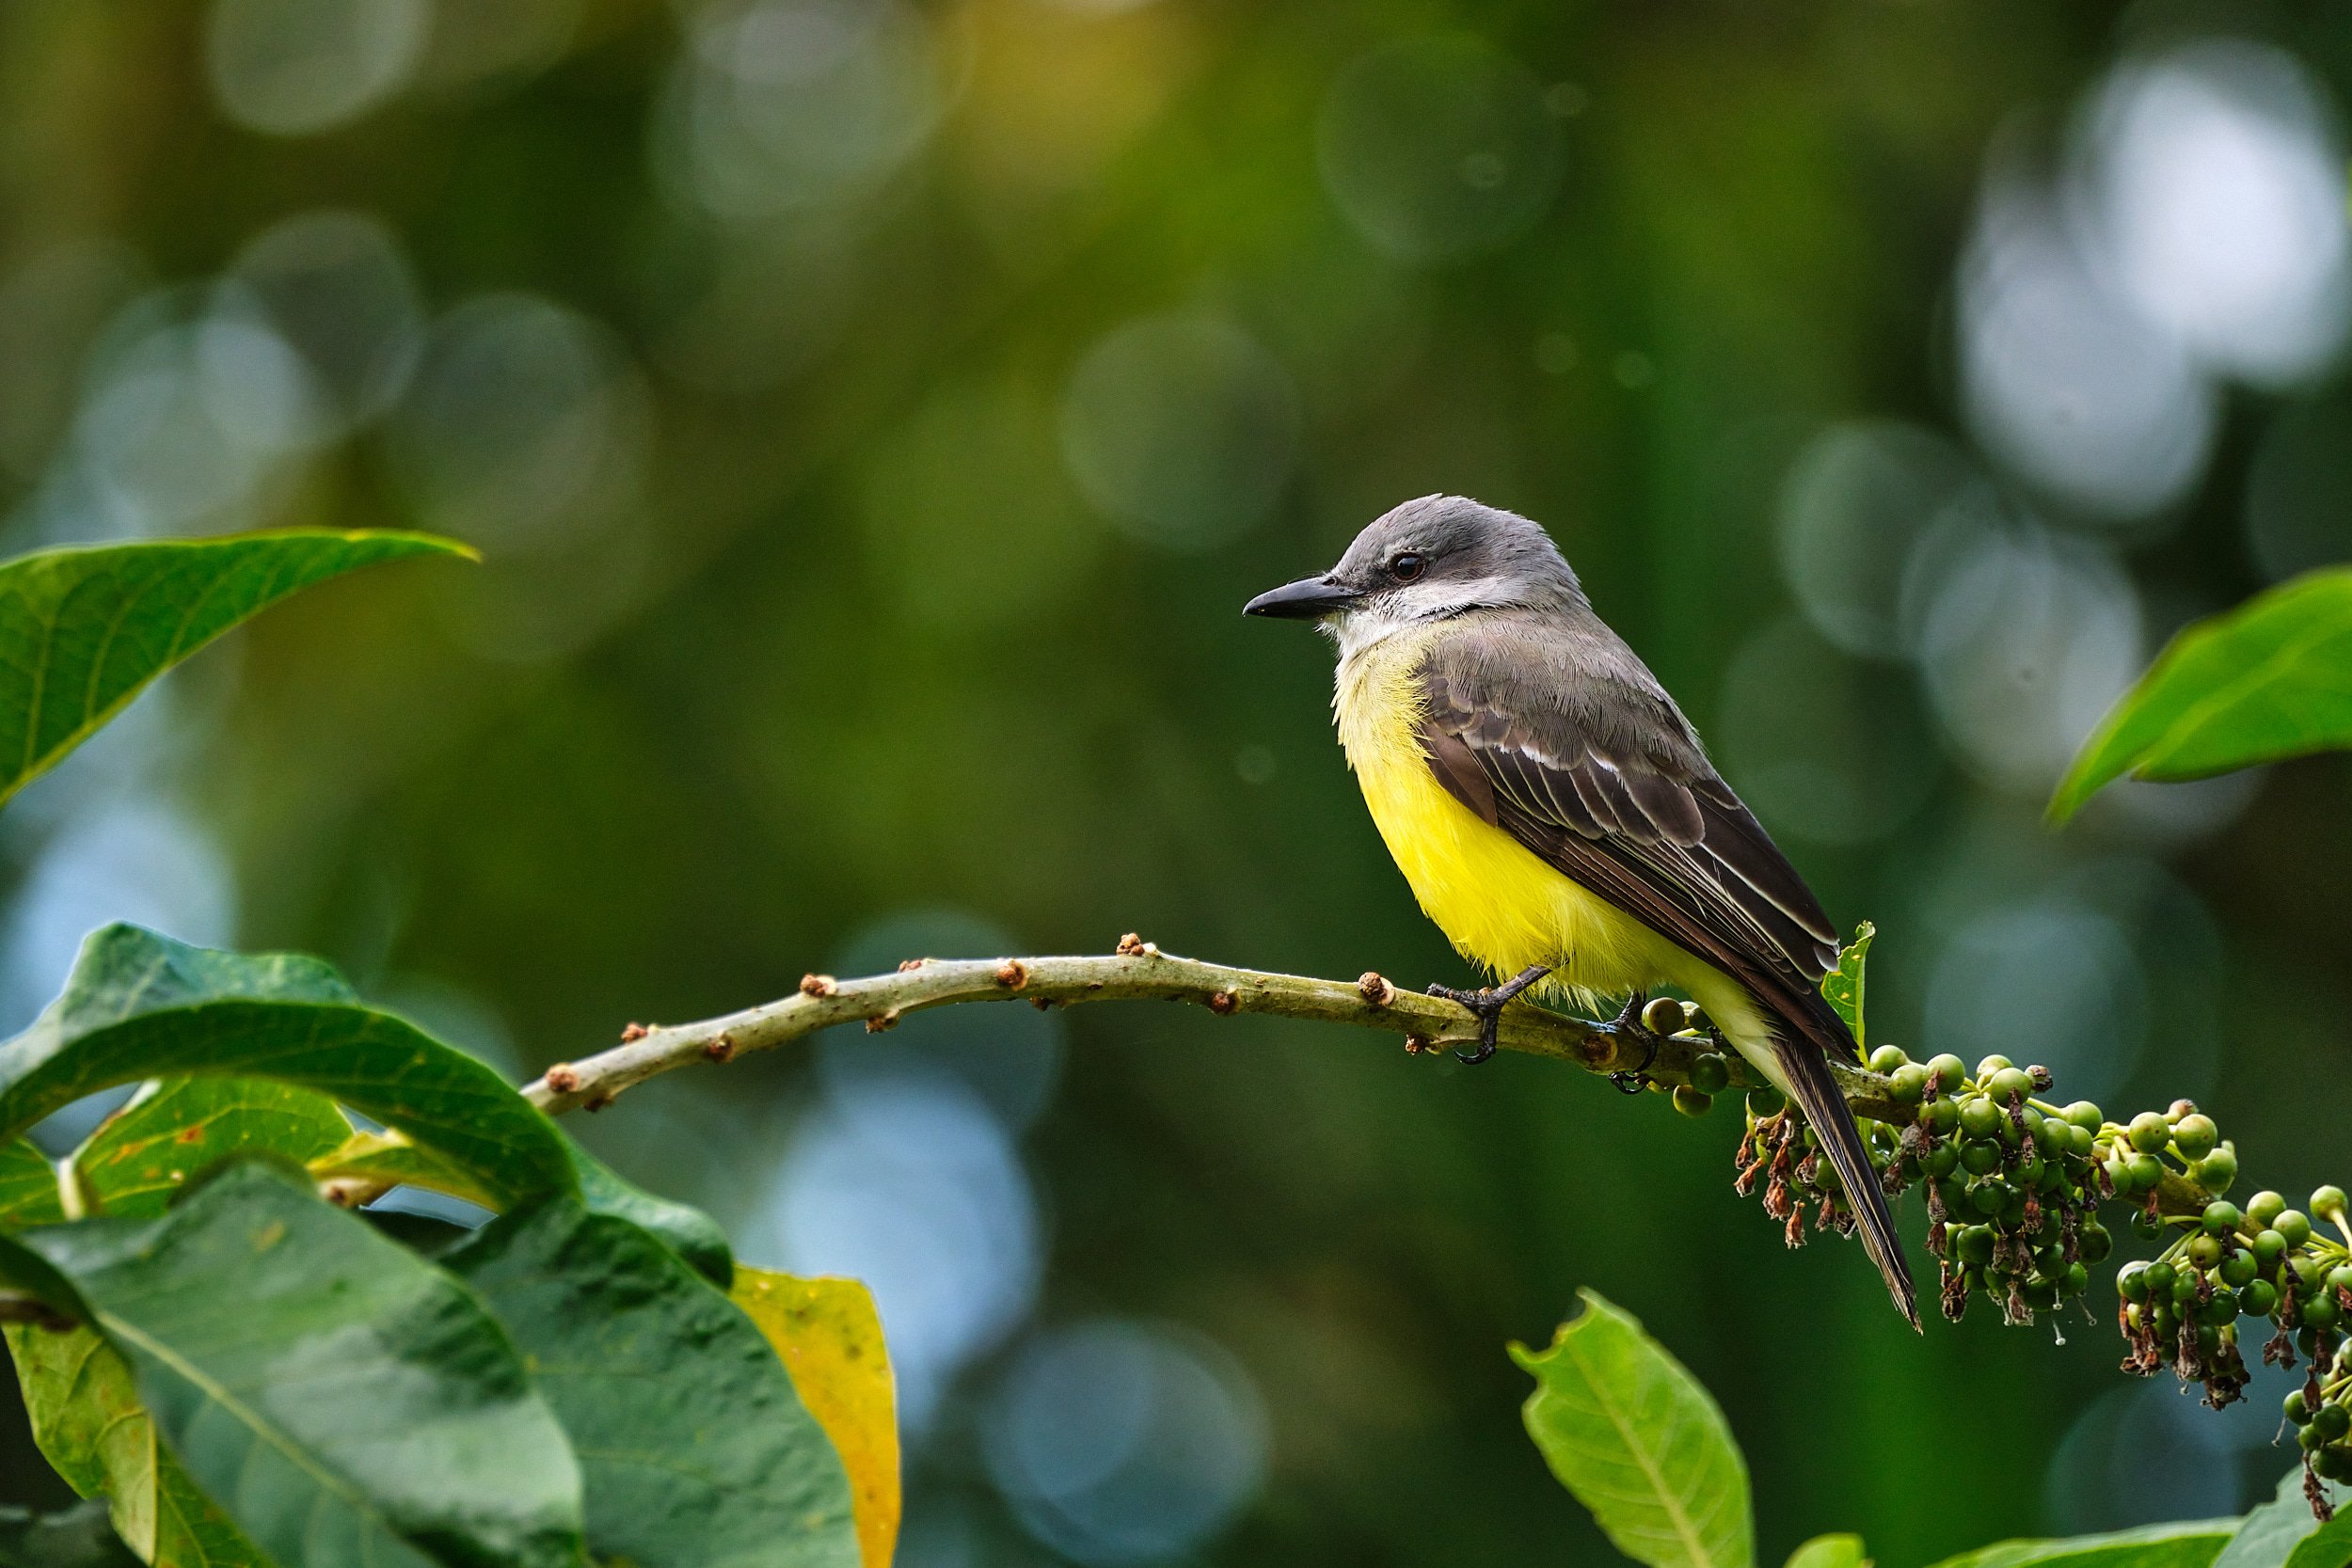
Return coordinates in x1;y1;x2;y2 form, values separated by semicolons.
1961;1140;2001;1175
2142;1260;2176;1297
2289;1389;2313;1425
1673;1085;1713;1117
2306;1292;2341;1330
1991;1067;2034;1103
2132;1209;2165;1240
2253;1230;2288;1268
2201;1200;2241;1235
1924;1054;1967;1093
2032;1118;2067;1157
2172;1270;2202;1306
1867;1044;1907;1074
2118;1260;2151;1301
1746;1086;1785;1117
2061;1261;2090;1297
1975;1054;2012;1081
2016;1152;2046;1188
1886;1064;1927;1105
2304;1421;2331;1452
2126;1151;2165;1192
2201;1288;2239;1325
2220;1251;2258;1289
2313;1185;2348;1223
2320;1448;2352;1484
2172;1114;2218;1160
2279;1211;2314;1248
2328;1264;2352;1294
2068;1122;2096;1159
2318;1404;2351;1442
1925;1143;1960;1178
1959;1096;2002;1141
2128;1112;2171;1153
2188;1233;2223;1270
2079;1222;2113;1263
2247;1190;2287;1228
2062;1101;2103;1132
2194;1148;2237;1194
1643;996;1689;1036
1689;1053;1731;1095
1970;1182;2007;1217
2243;1279;2280;1318
1959;1226;1996;1266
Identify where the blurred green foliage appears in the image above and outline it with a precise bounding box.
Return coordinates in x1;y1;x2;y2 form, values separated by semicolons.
4;1;2352;1563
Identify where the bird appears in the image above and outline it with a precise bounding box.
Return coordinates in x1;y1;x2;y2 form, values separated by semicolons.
1244;494;1916;1326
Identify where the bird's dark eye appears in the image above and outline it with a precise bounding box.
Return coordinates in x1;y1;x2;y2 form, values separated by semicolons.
1391;552;1426;582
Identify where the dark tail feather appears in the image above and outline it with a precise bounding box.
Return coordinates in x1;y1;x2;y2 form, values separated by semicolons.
1770;1001;1919;1330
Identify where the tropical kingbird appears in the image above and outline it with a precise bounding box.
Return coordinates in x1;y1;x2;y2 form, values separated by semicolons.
1245;494;1915;1325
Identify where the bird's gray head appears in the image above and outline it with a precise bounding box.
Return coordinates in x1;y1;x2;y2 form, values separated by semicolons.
1243;495;1583;650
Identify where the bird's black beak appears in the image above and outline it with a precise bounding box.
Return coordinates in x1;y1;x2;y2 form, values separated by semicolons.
1243;575;1361;620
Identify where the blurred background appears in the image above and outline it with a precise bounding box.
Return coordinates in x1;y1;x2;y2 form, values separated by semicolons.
3;0;2351;1561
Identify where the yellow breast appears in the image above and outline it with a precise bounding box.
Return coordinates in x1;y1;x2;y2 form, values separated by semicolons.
1332;625;1752;1031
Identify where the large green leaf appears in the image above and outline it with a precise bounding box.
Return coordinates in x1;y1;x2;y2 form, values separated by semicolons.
0;1161;586;1568
0;924;572;1208
308;1129;735;1285
2050;567;2352;822
0;530;469;811
1512;1290;1754;1568
1923;1520;2237;1568
0;1498;140;1567
3;1323;263;1567
2212;1465;2352;1568
0;1138;61;1227
72;1077;353;1218
442;1197;858;1568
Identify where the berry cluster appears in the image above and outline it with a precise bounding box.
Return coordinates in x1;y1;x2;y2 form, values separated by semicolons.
1708;1034;2352;1513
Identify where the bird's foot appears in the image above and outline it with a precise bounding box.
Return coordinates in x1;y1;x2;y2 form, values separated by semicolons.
1426;965;1551;1066
1601;991;1662;1095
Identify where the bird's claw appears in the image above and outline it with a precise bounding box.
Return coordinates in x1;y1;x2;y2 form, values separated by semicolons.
1426;964;1551;1066
1604;991;1661;1095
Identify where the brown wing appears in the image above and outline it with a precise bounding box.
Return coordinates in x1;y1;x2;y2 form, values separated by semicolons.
1419;654;1840;1014
1418;623;1919;1326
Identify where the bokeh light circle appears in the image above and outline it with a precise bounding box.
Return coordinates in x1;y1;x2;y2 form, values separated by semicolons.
983;1319;1268;1566
1315;37;1564;263
1060;314;1297;551
206;0;429;136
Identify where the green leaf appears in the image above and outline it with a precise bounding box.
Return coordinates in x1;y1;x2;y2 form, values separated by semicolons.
1786;1537;1869;1568
0;1161;586;1568
1820;922;1873;1053
2213;1464;2352;1568
72;1077;353;1218
0;1498;141;1567
1512;1289;1754;1568
0;1138;62;1227
442;1196;857;1568
1923;1519;2237;1568
565;1140;733;1285
0;529;469;811
2;1323;264;1567
0;924;573;1209
306;1130;736;1284
2050;567;2352;823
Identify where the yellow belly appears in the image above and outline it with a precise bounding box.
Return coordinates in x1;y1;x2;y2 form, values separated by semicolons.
1334;626;1774;1069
